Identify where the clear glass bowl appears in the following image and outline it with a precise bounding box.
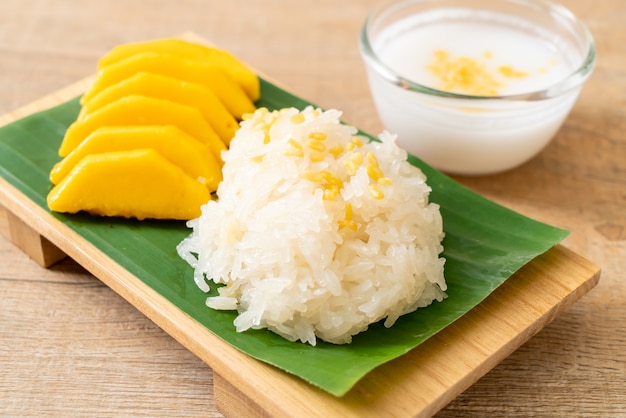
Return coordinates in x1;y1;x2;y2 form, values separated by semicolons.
359;0;596;175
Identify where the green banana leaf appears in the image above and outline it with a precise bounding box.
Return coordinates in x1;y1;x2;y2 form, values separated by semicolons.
0;78;568;396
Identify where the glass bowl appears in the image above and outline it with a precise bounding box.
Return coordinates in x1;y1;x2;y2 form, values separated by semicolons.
359;0;596;175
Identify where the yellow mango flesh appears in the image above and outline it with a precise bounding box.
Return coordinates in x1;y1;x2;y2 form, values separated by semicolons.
47;148;210;220
79;72;239;145
50;125;223;191
97;38;260;101
59;95;226;160
81;52;255;119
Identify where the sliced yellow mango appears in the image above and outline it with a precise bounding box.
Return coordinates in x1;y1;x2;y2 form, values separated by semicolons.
79;72;239;145
59;95;226;160
81;52;255;119
97;38;260;101
50;125;223;191
47;148;210;220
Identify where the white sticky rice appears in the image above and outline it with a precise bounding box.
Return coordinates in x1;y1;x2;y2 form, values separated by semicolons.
177;106;446;345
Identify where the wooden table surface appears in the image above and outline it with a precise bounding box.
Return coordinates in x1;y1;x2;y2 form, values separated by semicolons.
1;0;624;416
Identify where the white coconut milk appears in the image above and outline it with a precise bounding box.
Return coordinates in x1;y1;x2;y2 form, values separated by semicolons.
366;9;583;174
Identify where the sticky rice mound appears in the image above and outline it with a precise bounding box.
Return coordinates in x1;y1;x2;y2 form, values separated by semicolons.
177;106;446;345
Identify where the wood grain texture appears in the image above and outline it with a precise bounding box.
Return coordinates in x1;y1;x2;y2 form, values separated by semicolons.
0;0;624;416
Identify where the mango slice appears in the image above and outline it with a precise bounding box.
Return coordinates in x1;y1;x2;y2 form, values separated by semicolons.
96;38;260;101
59;95;226;160
50;125;223;191
47;148;210;220
79;72;239;145
81;52;255;119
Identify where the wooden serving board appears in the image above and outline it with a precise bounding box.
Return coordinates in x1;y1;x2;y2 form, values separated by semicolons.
0;78;600;417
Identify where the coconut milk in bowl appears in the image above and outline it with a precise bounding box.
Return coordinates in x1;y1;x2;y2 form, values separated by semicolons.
359;0;595;175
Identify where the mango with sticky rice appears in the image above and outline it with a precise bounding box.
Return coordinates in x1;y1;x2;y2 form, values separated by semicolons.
97;38;260;101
